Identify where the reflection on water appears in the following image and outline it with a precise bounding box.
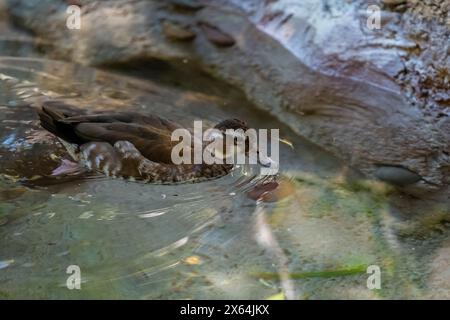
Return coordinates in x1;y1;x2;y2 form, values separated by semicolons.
0;52;449;299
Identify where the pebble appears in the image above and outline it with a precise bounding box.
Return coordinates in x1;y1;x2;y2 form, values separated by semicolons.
198;22;236;47
162;20;196;41
374;165;422;186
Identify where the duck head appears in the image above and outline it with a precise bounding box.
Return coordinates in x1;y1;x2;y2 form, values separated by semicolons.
206;119;277;168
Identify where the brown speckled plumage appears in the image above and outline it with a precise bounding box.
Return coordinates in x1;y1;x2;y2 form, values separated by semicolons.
38;101;243;184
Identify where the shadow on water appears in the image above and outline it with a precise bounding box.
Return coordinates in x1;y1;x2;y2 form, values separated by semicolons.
0;38;449;299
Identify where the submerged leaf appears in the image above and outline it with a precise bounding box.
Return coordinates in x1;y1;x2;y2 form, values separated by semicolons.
253;265;367;280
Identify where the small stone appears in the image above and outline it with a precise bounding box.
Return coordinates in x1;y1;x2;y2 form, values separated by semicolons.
198;22;235;47
162;20;196;41
374;165;422;186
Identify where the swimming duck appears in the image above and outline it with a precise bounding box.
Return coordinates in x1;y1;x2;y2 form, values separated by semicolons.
38;101;252;184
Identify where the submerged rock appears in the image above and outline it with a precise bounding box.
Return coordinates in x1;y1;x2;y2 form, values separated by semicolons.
374;165;422;186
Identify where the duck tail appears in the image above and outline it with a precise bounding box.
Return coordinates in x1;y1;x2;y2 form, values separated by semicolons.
38;101;84;144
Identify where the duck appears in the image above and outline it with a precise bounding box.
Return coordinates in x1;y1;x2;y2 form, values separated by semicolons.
38;100;253;184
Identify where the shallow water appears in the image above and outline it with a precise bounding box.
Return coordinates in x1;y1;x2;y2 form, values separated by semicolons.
0;42;449;299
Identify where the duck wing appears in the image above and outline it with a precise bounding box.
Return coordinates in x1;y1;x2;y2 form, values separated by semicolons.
39;101;183;164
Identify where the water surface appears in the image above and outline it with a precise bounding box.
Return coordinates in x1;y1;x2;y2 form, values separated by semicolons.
0;42;449;299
